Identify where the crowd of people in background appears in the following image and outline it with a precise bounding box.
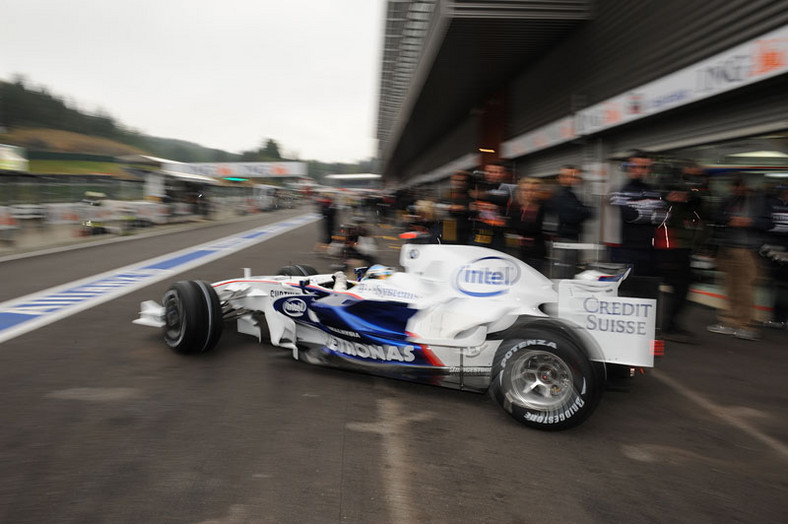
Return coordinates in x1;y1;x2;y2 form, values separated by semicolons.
413;160;595;279
313;151;788;344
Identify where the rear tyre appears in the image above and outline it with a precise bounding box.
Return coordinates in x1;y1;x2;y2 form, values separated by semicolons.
162;280;223;354
490;329;602;430
277;264;318;276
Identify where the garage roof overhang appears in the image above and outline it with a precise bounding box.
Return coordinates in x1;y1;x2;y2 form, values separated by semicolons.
378;0;592;183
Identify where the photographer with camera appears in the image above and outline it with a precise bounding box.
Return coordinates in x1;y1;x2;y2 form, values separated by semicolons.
654;162;708;343
469;162;515;252
442;170;475;244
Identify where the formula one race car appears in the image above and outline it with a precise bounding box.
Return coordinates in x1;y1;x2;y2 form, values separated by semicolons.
134;244;658;430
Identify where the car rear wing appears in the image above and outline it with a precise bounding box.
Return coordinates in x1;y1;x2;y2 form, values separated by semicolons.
556;276;657;368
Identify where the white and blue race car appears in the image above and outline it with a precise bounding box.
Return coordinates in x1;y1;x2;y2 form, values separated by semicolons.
134;243;659;430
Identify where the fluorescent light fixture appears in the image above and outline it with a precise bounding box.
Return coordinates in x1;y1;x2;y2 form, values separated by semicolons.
728;150;788;158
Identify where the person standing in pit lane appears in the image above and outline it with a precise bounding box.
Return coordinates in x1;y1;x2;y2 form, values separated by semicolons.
314;193;337;252
469;162;516;252
506;177;548;273
707;177;773;341
654;163;708;344
609;151;665;277
442;170;475;245
545;165;594;278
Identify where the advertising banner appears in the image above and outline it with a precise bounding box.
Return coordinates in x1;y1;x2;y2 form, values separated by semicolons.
163;162;307;179
503;24;788;159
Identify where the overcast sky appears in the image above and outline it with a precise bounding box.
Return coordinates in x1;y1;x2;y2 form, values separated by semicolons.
0;0;386;164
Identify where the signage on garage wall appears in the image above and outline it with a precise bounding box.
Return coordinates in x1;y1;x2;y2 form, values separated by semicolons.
503;24;788;159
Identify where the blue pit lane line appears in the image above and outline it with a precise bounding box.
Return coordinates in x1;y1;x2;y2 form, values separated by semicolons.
0;213;320;344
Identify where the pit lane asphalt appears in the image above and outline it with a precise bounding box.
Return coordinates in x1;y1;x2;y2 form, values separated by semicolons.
0;210;786;523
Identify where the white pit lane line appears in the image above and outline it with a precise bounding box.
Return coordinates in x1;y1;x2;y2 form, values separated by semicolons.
652;369;788;461
346;392;434;524
0;213;320;345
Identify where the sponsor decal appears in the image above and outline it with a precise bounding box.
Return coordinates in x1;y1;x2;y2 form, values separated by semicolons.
447;366;489;376
326;325;361;338
696;54;750;93
649;89;691;110
271;289;299;298
753;38;787;76
461;346;483;357
355;283;420;301
582;296;653;335
627;92;643;114
282;297;308;317
453;256;520;297
524;396;585;424
324;335;415;362
557;281;656;367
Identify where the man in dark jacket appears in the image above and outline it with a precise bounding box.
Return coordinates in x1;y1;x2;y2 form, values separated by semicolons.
547;165;593;277
654;164;707;343
609;151;665;276
551;165;593;240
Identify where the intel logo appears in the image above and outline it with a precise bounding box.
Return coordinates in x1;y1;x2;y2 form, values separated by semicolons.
454;256;520;297
283;298;307;317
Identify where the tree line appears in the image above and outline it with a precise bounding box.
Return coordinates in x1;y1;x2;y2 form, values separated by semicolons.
0;76;376;180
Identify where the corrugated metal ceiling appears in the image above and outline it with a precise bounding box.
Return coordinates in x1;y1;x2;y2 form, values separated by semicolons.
377;0;592;179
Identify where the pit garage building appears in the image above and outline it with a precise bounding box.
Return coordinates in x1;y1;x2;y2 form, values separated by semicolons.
376;0;788;243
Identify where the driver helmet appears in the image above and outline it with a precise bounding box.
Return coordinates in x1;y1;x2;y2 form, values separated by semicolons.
362;264;394;281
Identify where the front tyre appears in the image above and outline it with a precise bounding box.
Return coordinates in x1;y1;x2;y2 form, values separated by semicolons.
162;280;223;354
490;330;601;430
